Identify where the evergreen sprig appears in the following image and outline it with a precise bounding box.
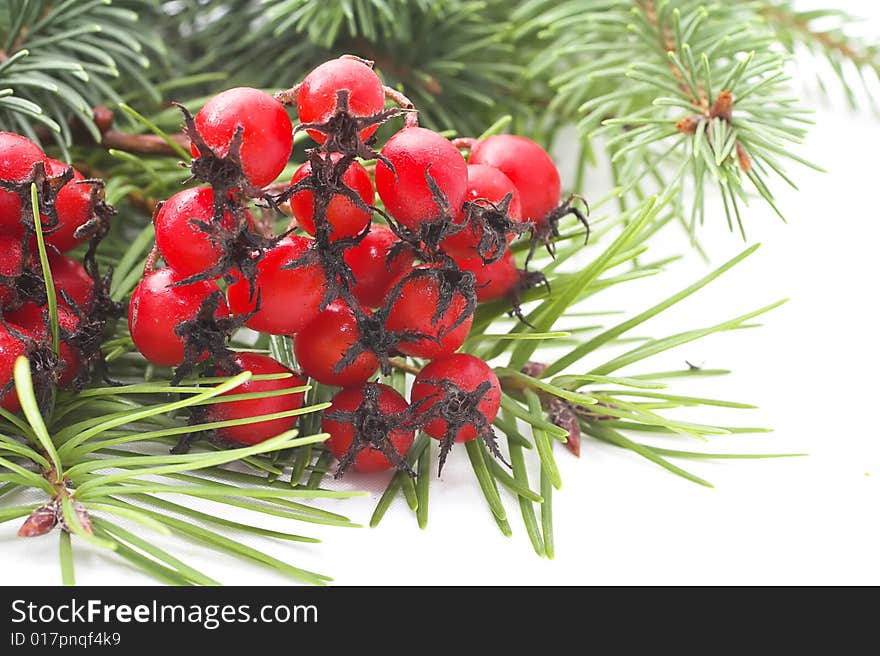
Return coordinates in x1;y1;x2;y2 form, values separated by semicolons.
0;185;361;585
758;1;880;108
513;0;827;240
368;187;795;552
2;0;866;581
0;0;167;158
157;0;541;135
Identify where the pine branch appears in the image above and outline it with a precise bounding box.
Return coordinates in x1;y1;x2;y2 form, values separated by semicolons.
0;0;167;157
757;1;880;108
155;0;543;136
513;0;823;238
371;191;790;552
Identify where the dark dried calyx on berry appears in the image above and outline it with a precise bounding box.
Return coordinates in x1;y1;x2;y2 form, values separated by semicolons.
421;377;509;475
2;267;49;308
170;404;221;454
338;302;434;377
62;185;122;389
175;198;279;295
76;178;116;257
171;290;254;384
0;318;61;413
325;383;424;478
295;89;410;166
60;286;121;390
526;194;591;267
396;263;478;335
277;151;375;308
507;268;551;327
464;192;530;264
275;149;374;235
177;103;264;200
384;168;467;262
0;160;72;238
283;225;368;311
0;162;74;307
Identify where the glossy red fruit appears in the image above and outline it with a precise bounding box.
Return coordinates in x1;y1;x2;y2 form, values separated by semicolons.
289;154;374;239
0;132;45;232
323;384;415;473
384;267;473;359
192;87;293;187
297;58;385;144
43;159;93;254
7;302;81;388
457;250;519;302
0;232;25;307
294;301;378;387
343;224;414;308
441;164;523;258
226;236;326;335
410;353;501;443
0;323;27;411
375;127;468;228
209;353;307;445
470;135;561;222
50;254;94;310
129;268;228;367
154;187;249;278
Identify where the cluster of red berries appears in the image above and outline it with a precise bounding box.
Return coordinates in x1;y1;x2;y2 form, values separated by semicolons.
127;56;586;475
0;132;116;412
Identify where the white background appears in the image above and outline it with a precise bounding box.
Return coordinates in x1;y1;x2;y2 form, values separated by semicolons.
3;1;879;586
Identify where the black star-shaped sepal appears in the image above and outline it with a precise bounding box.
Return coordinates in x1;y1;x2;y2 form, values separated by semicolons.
461;192;531;264
418;377;510;476
525;194;591;267
175;102;266;202
172;290;257;385
294;89;414;167
325;382;427;479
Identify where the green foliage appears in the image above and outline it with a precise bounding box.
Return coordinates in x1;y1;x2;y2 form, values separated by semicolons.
0;0;167;158
758;1;880;108
157;0;540;135
0;0;868;582
0;205;360;584
514;0;825;239
370;192;795;551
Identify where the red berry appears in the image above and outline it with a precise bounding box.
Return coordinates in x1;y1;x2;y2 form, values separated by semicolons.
375;127;468;229
49;254;94;310
226;236;326;335
470;135;561;222
323;384;415;473
410;353;501;443
42;159;93;254
457;250;519;302
0;322;27;412
0;132;45;232
7;302;81;388
297;58;385;144
208;353;307;445
384;267;474;359
0;232;25;308
154;187;249;278
441;164;523;258
192;87;293;188
294;301;379;387
343;224;414;308
289;154;374;239
129;268;228;367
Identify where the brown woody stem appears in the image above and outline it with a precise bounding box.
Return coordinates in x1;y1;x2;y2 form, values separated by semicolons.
389;357;422;376
383;86;419;128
